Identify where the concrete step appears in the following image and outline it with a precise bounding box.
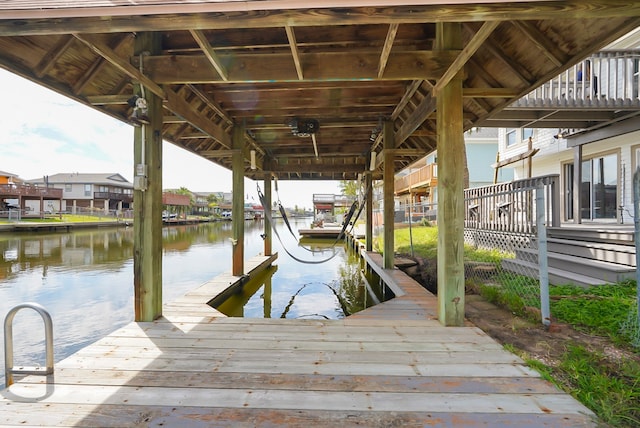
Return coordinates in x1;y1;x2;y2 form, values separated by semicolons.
544;238;636;267
514;248;636;283
501;258;614;287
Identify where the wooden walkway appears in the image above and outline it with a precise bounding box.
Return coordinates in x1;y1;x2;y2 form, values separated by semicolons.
0;254;597;427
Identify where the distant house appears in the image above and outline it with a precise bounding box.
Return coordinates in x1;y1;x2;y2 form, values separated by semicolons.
192;191;230;216
394;128;513;221
0;170;21;185
26;173;133;214
1;170;62;216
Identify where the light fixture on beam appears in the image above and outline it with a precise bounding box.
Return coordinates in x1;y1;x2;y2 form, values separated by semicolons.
369;151;377;171
312;133;319;158
250;149;256;170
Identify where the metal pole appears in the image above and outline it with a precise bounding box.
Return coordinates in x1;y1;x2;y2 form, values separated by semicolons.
633;169;640;333
536;184;551;327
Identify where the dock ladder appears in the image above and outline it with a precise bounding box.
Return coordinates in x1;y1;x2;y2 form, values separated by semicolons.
3;302;54;388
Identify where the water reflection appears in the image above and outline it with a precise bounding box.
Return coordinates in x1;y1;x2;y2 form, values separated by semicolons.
215;241;381;320
0;218;378;385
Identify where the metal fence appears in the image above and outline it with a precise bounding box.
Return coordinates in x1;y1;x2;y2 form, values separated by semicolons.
462;177;555;326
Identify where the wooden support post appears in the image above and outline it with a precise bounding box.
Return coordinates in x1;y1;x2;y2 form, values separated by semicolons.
365;172;373;252
263;175;272;256
383;120;395;269
133;33;163;322
436;22;465;326
232;125;245;276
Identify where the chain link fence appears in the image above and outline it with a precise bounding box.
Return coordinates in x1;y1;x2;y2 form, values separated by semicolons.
462;176;559;325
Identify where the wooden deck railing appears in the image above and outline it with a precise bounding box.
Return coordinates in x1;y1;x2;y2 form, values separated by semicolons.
94;192;133;202
395;164;437;194
0;184;62;198
464;174;560;234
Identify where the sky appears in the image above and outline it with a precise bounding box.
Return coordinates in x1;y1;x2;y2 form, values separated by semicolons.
0;68;340;209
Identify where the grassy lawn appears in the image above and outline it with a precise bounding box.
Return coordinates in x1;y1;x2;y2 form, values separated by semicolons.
0;214;121;224
385;224;640;428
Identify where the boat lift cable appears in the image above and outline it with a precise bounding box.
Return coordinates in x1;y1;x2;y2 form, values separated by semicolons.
274;181;298;240
255;181;369;265
257;186;342;264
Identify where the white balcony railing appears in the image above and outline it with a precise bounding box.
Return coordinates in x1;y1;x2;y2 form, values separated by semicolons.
513;50;640;107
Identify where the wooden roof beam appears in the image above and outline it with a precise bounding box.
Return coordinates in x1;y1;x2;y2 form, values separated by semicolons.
395;91;436;147
189;29;229;81
433;21;500;95
34;35;75;78
2;3;640;36
463;23;533;85
284;25;304;80
73;34;134;95
73;33;233;148
144;51;458;83
377;23;399;79
187;84;233;125
73;33;165;99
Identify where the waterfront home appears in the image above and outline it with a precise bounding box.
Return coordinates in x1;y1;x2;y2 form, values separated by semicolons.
26;172;133;215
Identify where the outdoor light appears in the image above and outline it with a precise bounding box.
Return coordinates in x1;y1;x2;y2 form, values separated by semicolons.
250;150;256;170
127;95;150;126
369;151;377;171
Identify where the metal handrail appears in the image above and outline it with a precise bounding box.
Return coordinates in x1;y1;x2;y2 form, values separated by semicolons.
3;302;54;388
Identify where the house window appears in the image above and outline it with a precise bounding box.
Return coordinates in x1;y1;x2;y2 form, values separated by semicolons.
84;184;91;197
507;128;533;147
65;184;72;192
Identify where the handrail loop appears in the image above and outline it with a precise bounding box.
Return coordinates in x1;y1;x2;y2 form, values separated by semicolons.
3;302;54;388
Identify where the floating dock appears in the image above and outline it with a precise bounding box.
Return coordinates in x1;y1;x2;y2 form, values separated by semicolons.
0;254;597;427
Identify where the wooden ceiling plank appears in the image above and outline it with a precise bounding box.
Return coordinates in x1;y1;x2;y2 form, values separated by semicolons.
284;25;304;80
463;23;533;85
73;34;133;95
395;91;436;147
377;23;399;79
433;20;500;95
72;33;166;99
86;94;130;105
188;84;233;125
165;87;232;149
462;87;520;98
34;35;75;78
2;3;640;36
189;29;229;81
391;80;424;120
511;21;566;67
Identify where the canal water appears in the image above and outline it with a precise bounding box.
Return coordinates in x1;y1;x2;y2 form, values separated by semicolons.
0;218;379;385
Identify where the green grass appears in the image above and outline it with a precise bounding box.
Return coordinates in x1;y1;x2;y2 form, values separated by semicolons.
550;280;638;345
0;214;121;224
553;345;640;428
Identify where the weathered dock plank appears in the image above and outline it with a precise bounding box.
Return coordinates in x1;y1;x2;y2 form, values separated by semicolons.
0;253;598;427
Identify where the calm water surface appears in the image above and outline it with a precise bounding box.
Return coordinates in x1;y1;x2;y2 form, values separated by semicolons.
0;218;372;385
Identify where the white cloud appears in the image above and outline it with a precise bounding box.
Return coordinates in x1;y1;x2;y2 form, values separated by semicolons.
0;69;340;208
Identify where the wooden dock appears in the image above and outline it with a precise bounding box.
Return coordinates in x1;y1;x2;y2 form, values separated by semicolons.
0;254;597;427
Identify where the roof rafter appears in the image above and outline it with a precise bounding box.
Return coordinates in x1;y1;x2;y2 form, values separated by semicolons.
285;25;304;80
189;29;229;81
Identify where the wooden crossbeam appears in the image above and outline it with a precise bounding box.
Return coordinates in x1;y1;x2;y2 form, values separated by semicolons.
285;25;304;80
433;21;500;95
189;29;229;81
377;23;399;79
